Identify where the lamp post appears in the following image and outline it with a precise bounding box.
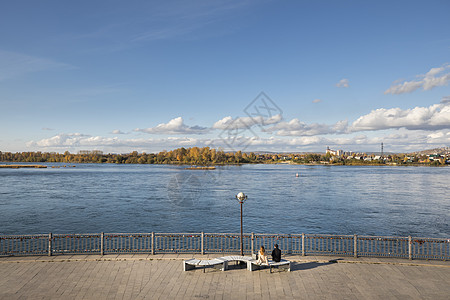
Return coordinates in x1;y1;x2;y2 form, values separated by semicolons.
235;192;248;256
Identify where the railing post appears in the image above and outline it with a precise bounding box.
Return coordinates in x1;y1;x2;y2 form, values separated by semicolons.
354;234;358;258
48;233;52;256
251;232;254;255
100;232;104;256
288;234;292;254
201;232;204;255
408;236;412;260
151;232;155;255
302;233;305;256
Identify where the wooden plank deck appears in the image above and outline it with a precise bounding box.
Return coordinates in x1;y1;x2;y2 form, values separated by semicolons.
0;254;449;299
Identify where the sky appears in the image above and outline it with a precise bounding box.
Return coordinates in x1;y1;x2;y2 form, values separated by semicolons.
1;0;449;154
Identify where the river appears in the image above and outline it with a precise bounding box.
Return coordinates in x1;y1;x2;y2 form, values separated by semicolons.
0;163;448;238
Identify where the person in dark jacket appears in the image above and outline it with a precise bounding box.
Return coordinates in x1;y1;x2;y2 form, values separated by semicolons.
272;244;281;262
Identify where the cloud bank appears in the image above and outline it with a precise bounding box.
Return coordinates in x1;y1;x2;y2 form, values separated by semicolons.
26;133;201;150
264;103;450;136
26;129;450;153
26;102;450;153
350;103;450;131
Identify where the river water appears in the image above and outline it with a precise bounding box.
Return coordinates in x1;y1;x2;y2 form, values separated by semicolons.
0;163;448;238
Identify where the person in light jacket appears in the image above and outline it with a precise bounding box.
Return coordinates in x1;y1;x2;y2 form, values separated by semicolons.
256;246;269;265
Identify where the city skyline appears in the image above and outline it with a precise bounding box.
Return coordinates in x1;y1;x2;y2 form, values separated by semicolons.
1;1;449;153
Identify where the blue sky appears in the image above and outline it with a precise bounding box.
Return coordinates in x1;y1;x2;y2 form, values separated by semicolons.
1;0;449;153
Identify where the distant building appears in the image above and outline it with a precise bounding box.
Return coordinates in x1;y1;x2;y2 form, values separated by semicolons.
326;147;343;156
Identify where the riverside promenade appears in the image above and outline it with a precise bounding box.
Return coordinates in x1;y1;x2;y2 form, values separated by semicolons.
0;254;449;299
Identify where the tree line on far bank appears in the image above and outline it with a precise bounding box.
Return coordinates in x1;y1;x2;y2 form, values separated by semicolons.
0;147;446;166
0;148;258;165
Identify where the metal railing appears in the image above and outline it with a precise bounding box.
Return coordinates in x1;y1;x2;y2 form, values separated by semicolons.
1;232;448;260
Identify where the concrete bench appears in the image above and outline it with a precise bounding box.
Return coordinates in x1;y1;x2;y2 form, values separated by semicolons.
246;256;291;272
220;255;257;271
183;258;227;272
183;256;290;272
249;254;291;272
268;259;291;272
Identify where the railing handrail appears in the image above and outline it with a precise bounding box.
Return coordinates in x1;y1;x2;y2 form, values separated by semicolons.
4;232;446;237
1;232;448;261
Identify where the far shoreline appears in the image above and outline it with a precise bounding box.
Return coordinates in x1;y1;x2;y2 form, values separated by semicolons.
1;147;448;167
1;161;448;168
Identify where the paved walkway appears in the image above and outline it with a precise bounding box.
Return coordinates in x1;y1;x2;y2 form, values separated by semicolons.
0;254;449;299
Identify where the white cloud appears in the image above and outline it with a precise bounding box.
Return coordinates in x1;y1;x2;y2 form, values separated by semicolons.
333;120;349;132
27;133;91;148
336;78;349;88
385;64;450;94
111;129;127;134
264;119;348;136
441;96;450;104
385;81;422;95
134;117;208;134
212;116;246;130
425;130;450;145
350;103;450;131
212;114;282;130
312;99;322;103
0;50;74;81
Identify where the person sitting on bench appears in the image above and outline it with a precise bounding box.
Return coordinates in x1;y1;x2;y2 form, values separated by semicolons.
256;246;269;265
271;244;281;262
